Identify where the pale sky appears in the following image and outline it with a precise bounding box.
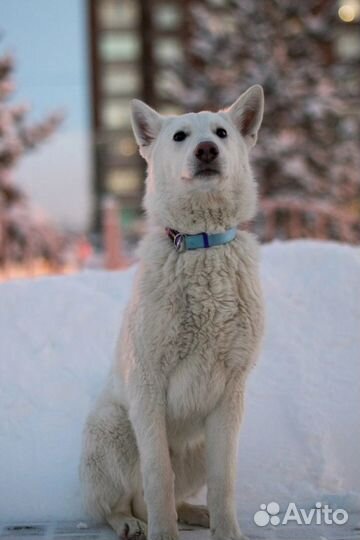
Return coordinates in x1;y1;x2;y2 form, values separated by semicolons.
0;0;90;132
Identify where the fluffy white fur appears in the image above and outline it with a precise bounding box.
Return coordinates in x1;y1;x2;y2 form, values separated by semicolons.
80;85;265;540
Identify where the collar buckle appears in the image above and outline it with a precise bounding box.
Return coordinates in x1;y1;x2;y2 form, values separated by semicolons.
166;227;186;252
174;233;185;252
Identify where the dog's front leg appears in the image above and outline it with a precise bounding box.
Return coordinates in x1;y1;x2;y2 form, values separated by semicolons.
205;377;247;540
130;396;178;540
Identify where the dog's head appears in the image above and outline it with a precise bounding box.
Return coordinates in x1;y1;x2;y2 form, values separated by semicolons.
131;85;264;232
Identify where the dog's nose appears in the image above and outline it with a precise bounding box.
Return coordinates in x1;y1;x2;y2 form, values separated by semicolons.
194;141;219;163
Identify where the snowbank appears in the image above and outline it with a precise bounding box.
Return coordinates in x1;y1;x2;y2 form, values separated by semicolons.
0;240;359;522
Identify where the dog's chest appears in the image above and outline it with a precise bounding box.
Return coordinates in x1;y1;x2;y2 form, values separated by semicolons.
159;251;250;423
132;235;263;431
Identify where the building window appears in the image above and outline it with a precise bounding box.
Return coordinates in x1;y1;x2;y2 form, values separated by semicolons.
88;0;188;239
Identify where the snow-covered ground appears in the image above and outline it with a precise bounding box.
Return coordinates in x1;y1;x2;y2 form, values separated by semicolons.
0;240;359;536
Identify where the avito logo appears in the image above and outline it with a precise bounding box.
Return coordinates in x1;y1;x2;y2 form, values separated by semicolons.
253;501;348;527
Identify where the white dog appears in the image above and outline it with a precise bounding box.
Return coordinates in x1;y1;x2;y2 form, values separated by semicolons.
80;85;265;540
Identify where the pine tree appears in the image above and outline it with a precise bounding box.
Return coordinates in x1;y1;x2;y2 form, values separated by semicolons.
0;49;64;271
170;0;360;242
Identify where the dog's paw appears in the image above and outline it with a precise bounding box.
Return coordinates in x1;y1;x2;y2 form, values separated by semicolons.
117;518;147;540
177;503;210;528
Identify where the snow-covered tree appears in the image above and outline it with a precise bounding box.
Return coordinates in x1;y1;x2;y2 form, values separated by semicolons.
0;49;64;269
170;0;360;242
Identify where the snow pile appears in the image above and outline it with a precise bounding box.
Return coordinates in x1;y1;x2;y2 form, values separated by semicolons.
0;240;359;522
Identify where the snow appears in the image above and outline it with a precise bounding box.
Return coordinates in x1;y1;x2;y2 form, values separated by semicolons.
0;240;359;524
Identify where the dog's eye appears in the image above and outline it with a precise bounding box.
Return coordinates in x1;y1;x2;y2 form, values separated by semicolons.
216;128;227;139
173;131;187;142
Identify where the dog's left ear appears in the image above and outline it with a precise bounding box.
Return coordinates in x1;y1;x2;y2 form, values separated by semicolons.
131;99;163;159
224;85;264;148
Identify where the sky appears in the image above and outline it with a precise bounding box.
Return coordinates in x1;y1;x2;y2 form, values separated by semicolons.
0;0;90;132
0;0;93;231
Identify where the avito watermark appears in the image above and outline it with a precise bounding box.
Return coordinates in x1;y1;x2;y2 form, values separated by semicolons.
253;501;348;527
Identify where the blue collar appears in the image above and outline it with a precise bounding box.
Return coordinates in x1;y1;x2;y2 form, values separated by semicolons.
166;227;237;252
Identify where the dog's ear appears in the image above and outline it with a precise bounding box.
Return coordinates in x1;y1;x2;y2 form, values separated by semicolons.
131;99;163;158
224;85;264;148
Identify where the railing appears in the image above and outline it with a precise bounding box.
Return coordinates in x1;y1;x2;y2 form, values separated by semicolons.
257;197;360;244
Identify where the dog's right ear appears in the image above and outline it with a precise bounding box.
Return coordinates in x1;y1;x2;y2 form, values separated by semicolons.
130;99;163;159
